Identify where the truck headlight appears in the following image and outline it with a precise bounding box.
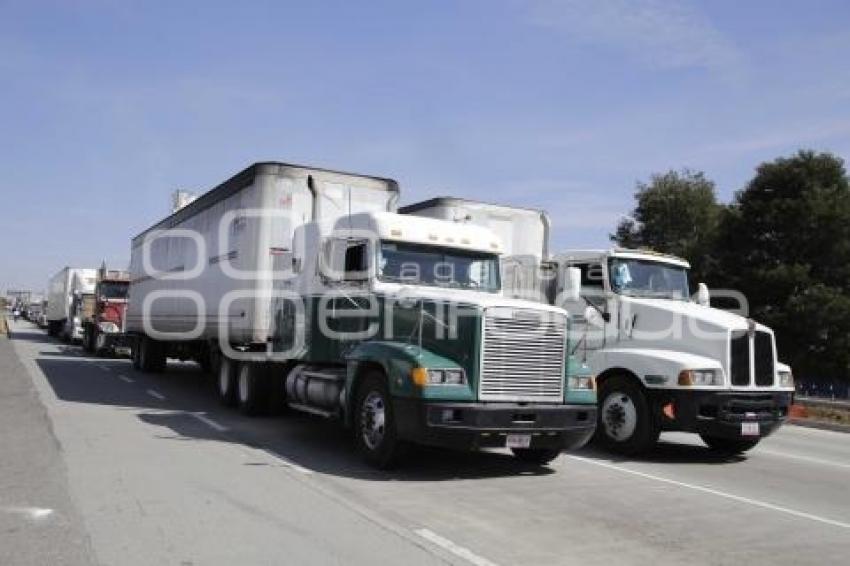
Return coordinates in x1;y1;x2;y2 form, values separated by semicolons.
678;369;723;386
779;370;794;388
568;375;595;390
411;367;467;386
98;322;119;333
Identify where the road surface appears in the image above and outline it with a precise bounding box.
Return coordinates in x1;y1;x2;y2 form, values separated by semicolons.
2;320;849;565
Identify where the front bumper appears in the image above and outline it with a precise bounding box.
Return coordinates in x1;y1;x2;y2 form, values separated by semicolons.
649;389;793;439
393;400;597;451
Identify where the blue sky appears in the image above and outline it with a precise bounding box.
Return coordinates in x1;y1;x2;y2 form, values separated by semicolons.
2;0;850;293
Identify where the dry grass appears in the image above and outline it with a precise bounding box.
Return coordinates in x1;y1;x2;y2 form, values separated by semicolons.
798;404;850;427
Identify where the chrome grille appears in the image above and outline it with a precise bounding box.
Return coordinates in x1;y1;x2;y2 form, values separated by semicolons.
479;307;566;402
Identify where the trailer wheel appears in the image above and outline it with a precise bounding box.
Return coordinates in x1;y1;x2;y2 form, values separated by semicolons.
139;336;166;373
700;434;760;455
218;356;238;407
354;372;404;469
595;376;659;455
510;448;561;466
237;362;269;416
131;337;142;370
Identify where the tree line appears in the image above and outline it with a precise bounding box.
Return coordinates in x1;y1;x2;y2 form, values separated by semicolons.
613;150;850;388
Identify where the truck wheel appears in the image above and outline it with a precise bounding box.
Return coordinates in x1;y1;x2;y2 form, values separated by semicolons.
700;434;760;455
596;376;659;456
131;338;142;370
354;372;404;469
94;332;108;357
237;362;269;416
83;328;95;354
511;448;561;466
218;356;238;407
139;337;166;373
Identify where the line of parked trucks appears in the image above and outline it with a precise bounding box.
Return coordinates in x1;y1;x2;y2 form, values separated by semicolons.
38;161;794;468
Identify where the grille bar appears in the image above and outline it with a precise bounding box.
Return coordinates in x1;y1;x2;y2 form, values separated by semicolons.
479;308;566;402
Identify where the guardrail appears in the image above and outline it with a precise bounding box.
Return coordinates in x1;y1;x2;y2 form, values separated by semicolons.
795;396;850;410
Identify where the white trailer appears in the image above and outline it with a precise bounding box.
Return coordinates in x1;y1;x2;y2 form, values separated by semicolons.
46;267;97;340
398;198;552;301
126;162;400;352
126;162;597;468
402;199;795;455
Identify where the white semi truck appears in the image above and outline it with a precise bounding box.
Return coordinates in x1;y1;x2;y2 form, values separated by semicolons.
401;197;794;455
46;267;97;341
126;163;597;468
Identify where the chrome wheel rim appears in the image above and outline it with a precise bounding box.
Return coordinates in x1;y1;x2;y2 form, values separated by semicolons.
360;391;386;450
602;391;637;441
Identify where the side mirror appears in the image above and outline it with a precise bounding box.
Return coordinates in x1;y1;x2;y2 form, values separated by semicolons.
696;282;710;307
562;266;582;303
584;305;605;327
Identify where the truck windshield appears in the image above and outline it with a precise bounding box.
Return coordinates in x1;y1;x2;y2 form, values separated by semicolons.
608;258;689;300
378;241;500;292
99;282;129;299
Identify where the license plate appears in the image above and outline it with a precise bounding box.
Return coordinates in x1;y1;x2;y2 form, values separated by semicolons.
741;422;760;436
506;434;532;449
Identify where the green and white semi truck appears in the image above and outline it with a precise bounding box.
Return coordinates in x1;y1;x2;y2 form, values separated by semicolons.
125;163;597;468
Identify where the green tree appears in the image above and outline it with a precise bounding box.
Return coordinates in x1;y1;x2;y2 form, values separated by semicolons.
719;150;850;382
612;169;722;284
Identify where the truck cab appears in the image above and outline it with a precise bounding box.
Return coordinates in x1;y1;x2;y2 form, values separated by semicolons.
82;268;130;356
555;249;794;455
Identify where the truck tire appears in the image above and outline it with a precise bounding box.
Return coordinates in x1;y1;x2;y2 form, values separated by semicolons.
595;376;659;456
131;337;142;370
218;356;238;407
237;362;269;416
139;336;166;373
700;434;760;455
510;448;561;466
94;331;108;357
83;327;95;354
354;372;405;469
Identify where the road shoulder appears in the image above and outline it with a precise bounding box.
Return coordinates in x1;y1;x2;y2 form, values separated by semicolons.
0;336;96;565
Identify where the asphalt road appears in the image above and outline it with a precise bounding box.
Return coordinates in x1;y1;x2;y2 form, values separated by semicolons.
3;319;849;566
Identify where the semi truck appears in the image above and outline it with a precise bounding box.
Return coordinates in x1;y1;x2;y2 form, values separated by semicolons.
46;267;97;341
125;162;597;468
400;197;794;455
81;266;131;356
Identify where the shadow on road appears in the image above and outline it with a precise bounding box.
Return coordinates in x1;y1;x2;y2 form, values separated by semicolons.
24;320;745;480
31;342;555;481
575;441;747;466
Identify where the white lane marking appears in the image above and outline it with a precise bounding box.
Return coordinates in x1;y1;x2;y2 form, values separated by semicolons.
567;455;850;530
117;374;134;383
415;528;500;566
191;413;229;432
2;507;54;521
260;448;313;475
97;364;111;372
759;449;850;470
146;389;166;400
